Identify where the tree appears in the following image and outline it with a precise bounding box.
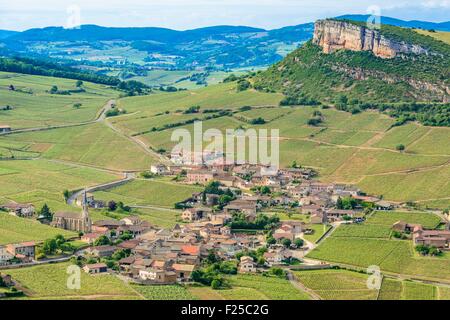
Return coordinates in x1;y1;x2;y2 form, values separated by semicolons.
42;238;58;255
396;144;405;152
250;117;266;125
266;236;276;245
73;103;82;109
76;80;83;87
63;190;70;203
336;197;344;209
281;238;292;248
183;105;200;114
236;79;251;92
50;85;58;94
269;267;285;278
260;186;271;195
39;203;53;220
307;117;322;126
94;235;111;246
294;238;304;248
108;200;117;211
218;195;233;207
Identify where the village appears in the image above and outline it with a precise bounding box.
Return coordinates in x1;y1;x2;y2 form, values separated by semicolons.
1;161;449;292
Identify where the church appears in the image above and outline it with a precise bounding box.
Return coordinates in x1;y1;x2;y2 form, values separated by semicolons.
52;191;92;233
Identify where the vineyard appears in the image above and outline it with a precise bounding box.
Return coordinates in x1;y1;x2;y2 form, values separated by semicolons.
293;270;378;300
132;285;196;300
225;274;310;300
366;211;442;229
331;224;392;239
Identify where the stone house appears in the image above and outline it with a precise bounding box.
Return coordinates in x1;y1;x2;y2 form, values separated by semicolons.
0;125;11;133
83;263;108;274
186;170;216;184
239;256;257;273
6;242;36;260
182;207;212;222
1;203;35;218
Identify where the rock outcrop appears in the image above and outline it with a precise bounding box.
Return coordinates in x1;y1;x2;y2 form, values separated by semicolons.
313;19;429;59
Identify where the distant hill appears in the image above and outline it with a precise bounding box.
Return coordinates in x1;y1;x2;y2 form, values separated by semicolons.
1;23;314;70
7;25;266;42
0;16;448;71
337;15;450;31
254;19;450;126
0;30;18;39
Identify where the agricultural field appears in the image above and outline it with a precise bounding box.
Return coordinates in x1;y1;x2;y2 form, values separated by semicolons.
128;70;238;89
223;274;310;300
294;269;379;300
0;213;76;245
304;224;332;243
0;72;118;129
117;82;283;116
331;224;392;239
378;277;445;300
0;159;120;213
5;262;140;300
89;207;182;229
92;179;202;208
366;211;442;229
1;123;157;171
112;86;450;207
307;220;450;283
415;29;450;45
183;275;310;300
187;286;226;300
132;284;196;300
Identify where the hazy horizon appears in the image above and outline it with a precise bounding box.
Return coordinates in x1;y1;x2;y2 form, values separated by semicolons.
0;0;449;32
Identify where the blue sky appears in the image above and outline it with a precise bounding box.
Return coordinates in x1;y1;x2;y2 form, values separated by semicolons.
0;0;449;31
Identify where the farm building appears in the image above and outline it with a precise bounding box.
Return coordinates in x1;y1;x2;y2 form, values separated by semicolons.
83;263;108;274
0;125;11;133
1;202;35;218
239;256;257;273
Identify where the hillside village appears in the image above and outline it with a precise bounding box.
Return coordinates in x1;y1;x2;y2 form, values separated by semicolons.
0;13;449;301
1;161;449;292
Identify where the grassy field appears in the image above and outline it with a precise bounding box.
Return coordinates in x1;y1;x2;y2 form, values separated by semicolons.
0;213;76;245
378;277;444;300
294;269;379;300
185;274;310;300
5;262;140;299
89;207;182;229
1;70;449;207
92;179;202;208
1;123;157;170
0;159;120;212
132;284;195;300
366;211;442;229
415;29;450;45
331;224;392;239
304;224;332;243
189;274;309;300
112;86;450;207
0;72;117;129
223;274;310;300
307;221;450;283
129;70;238;90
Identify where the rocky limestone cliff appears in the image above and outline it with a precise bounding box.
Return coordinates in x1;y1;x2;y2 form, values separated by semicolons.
313;19;429;59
